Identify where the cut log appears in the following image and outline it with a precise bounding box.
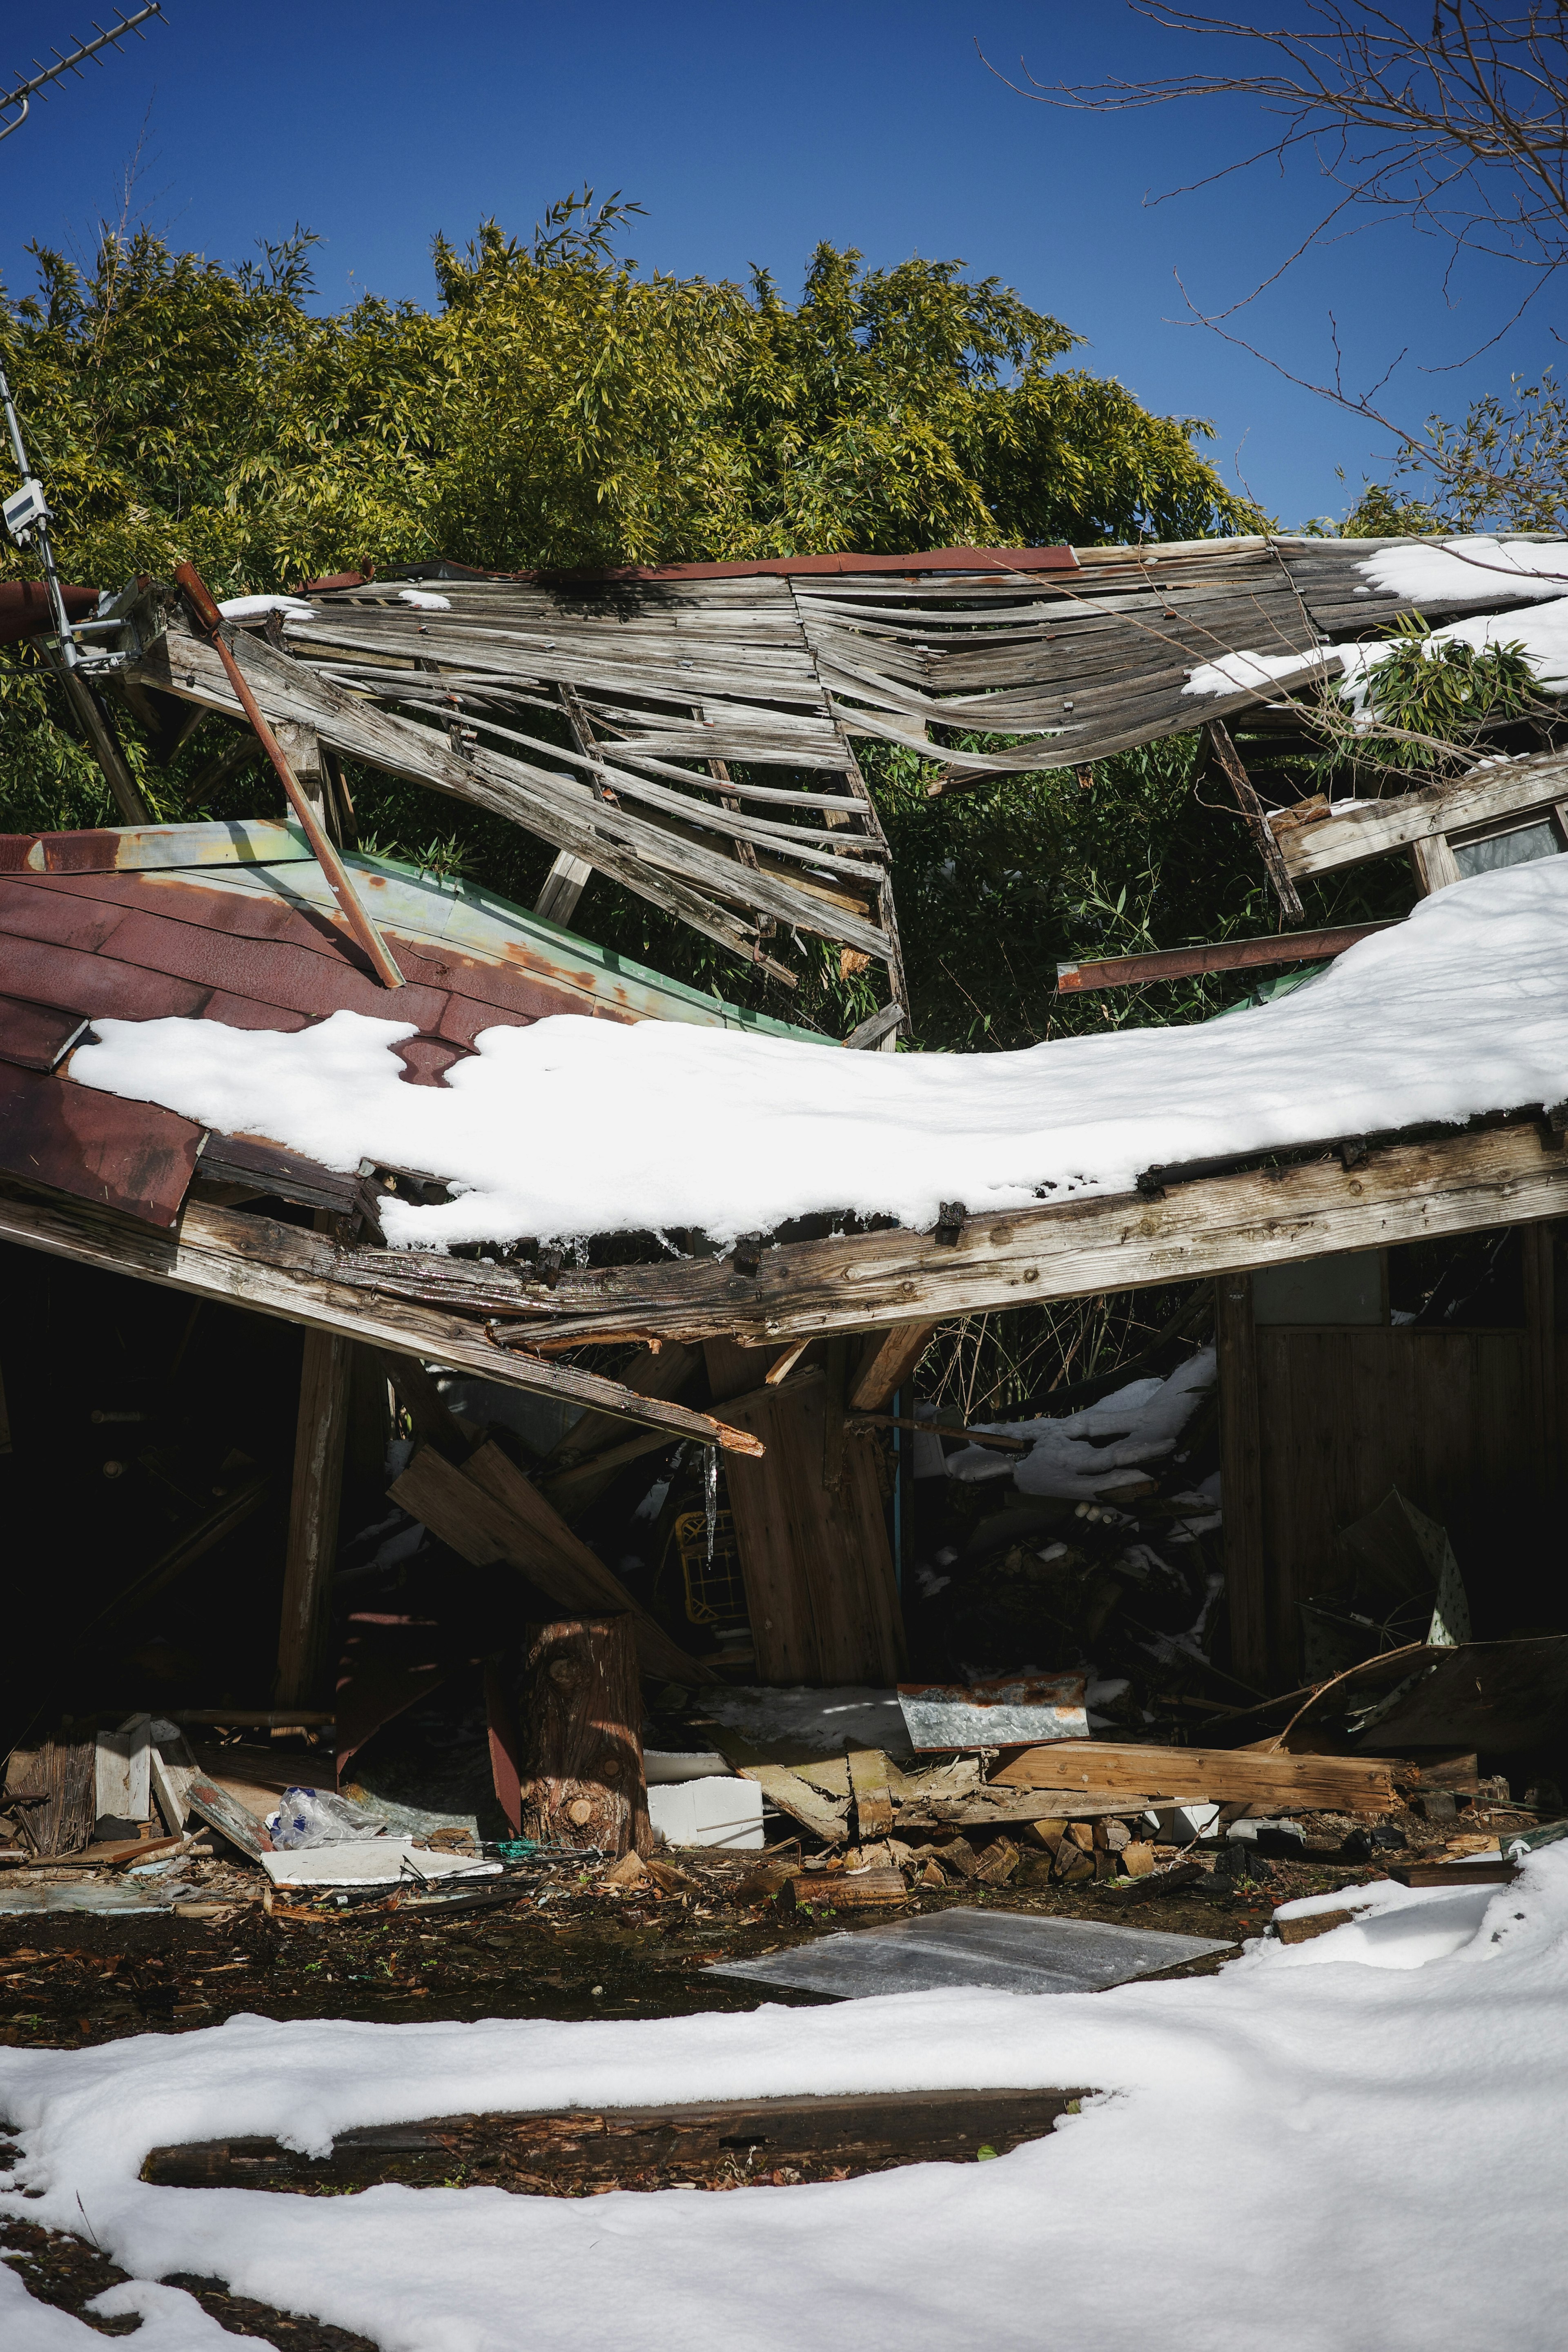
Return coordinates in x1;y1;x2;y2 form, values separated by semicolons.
776;1866;908;1913
517;1616;651;1860
991;1742;1396;1815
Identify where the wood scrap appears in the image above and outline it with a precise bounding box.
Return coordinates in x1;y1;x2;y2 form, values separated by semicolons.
777;1866;908;1913
730;1763;849;1846
991;1742;1397;1814
183;1773;274;1860
390;1440;713;1686
846;1748;894;1838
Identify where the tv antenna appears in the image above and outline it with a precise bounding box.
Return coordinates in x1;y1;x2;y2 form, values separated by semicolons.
1;7;165;145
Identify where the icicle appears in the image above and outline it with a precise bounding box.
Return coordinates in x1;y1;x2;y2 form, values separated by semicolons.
704;1445;718;1565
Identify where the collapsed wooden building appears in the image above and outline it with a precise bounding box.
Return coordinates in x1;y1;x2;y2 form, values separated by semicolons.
3;531;1568;1868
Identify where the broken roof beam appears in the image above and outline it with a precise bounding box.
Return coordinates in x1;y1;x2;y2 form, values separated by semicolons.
0;1177;764;1457
467;1118;1568;1344
1275;746;1568;882
125;617;893;978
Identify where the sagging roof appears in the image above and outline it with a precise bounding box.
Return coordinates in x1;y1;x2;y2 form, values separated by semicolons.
64;531;1565;996
0;815;813;1231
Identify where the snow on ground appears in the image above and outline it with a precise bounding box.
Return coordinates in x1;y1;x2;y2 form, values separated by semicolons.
3;1853;1567;2351
69;858;1568;1249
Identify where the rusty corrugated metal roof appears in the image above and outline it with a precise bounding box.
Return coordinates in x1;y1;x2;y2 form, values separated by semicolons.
0;818;818;1223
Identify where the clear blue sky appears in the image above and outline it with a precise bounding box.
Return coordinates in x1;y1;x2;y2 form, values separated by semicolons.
6;2;1552;531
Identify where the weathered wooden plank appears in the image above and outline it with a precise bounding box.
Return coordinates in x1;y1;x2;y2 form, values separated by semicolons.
479;1123;1568;1345
390;1440;715;1686
1276;751;1568;878
140;2085;1089;2192
0;1178;766;1452
993;1741;1395;1811
1216;1273;1268;1690
276;1323;352;1708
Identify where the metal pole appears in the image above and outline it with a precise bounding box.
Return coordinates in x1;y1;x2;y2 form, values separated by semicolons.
0;361;77;655
175;564;405;989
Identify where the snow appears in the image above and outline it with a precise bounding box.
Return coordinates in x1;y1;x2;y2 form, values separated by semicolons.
215;595;316;623
69;858;1568;1250
3;1850;1567;2351
1339;595;1568;705
944;1348;1216;1501
1183;646;1338;698
1352;535;1568;608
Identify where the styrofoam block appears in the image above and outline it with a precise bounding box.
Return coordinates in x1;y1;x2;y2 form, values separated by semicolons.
1156;1802;1221;1843
648;1775;765;1851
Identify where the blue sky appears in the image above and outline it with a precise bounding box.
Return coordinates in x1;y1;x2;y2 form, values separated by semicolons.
5;2;1553;530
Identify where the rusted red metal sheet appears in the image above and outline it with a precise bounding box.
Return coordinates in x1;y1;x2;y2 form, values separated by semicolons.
0;581;98;647
1056;920;1401;993
0;994;92;1071
0;1064;202;1225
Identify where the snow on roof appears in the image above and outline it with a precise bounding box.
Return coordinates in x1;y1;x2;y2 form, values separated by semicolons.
1;1851;1564;2348
1352;534;1568;607
70;858;1568;1250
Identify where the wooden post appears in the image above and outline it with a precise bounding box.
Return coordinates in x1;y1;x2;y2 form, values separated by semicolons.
276;1324;352;1707
1521;1220;1560;1512
1205;720;1304;920
517;1616;650;1858
1409;833;1462;894
273;719;331;834
1215;1272;1269;1689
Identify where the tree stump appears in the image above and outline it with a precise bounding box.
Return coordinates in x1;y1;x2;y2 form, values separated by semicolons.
517;1617;651;1858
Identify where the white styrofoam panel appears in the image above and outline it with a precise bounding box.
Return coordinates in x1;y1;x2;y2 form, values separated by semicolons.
648;1775;765;1851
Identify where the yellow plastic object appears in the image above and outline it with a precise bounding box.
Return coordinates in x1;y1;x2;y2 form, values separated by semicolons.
667;1507;743;1629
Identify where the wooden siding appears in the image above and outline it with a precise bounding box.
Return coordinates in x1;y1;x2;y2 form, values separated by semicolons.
1250;1327;1544;1681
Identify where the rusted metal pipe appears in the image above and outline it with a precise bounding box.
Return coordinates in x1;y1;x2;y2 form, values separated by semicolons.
174;564;403;989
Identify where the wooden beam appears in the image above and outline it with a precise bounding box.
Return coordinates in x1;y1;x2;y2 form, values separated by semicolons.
467;1122;1568;1345
1205;720;1304;919
1277;748;1568;881
1522;1221;1561;1514
992;1740;1396;1813
1215;1272;1268;1690
1409;833;1462;894
0;1179;765;1455
277;1326;350;1707
850;1320;939;1412
389;1439;715;1686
